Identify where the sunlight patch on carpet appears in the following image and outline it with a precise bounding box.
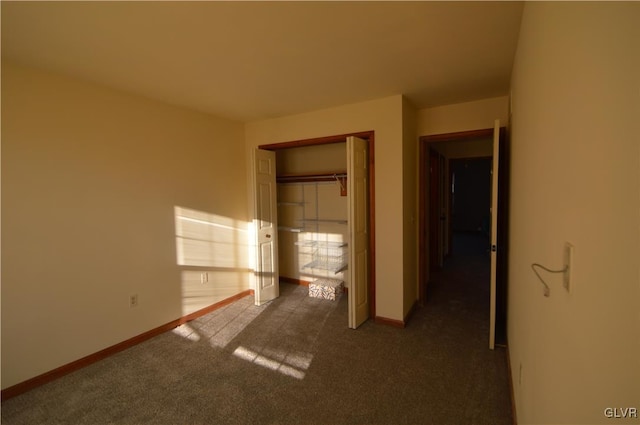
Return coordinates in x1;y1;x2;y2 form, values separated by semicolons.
172;323;201;342
233;346;308;380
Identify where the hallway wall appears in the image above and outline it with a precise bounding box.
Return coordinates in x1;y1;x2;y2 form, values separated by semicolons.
508;3;640;423
417;96;508;136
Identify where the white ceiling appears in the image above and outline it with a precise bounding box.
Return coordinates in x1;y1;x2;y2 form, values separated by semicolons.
2;1;523;122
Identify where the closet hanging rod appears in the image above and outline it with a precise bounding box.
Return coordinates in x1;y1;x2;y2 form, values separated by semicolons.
276;172;347;183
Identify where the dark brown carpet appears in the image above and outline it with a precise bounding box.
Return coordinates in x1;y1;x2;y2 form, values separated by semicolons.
2;235;511;424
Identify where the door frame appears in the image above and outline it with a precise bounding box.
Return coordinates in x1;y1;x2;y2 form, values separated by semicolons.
428;147;444;272
259;131;376;321
418;127;509;345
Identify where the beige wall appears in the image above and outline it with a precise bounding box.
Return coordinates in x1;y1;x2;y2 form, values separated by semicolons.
417;96;509;137
245;95;407;321
402;97;419;316
508;3;640;424
431;138;493;159
275;143;347;176
1;62;249;389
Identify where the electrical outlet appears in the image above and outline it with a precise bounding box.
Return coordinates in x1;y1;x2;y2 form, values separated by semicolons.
563;242;574;293
129;294;139;308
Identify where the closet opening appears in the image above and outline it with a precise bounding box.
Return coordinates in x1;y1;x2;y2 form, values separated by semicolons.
257;131;375;329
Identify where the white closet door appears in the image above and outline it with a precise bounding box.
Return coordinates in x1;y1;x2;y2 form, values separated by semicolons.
347;136;369;329
253;148;279;305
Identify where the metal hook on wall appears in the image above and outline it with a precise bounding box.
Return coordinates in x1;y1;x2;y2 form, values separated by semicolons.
531;263;568;297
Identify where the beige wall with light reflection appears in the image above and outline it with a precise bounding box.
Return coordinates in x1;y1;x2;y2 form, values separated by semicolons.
1;61;248;389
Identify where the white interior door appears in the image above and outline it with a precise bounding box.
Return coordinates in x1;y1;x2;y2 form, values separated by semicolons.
489;119;500;349
347;136;369;329
253;148;279;305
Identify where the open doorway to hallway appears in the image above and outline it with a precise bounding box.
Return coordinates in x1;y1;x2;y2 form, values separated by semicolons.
419;127;509;347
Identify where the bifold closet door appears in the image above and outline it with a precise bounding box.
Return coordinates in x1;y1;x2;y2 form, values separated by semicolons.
347;136;369;329
253;148;279;306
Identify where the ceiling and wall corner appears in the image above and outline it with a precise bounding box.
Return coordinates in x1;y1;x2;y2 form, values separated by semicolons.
1;1;523;123
417;95;510;136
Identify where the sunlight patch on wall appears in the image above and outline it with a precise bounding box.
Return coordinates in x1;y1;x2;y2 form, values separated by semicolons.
180;270;248;313
175;206;250;269
175;206;253;315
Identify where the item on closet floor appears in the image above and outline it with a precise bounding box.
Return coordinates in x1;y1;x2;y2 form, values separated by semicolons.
309;278;344;301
